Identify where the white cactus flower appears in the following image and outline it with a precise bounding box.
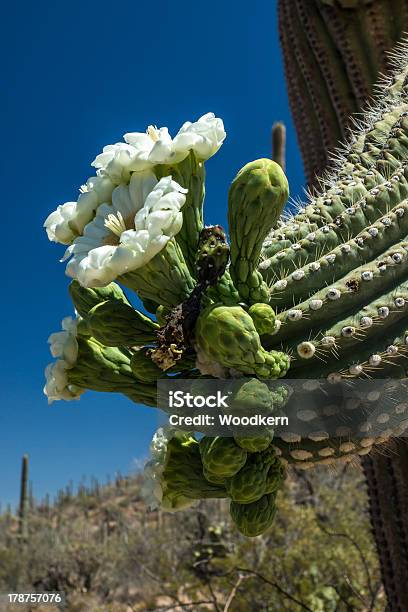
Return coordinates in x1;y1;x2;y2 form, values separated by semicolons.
47;316;79;366
44;201;77;245
44;173;116;245
93;113;226;179
43;360;83;404
172;112;226;161
63;171;187;288
44;315;84;404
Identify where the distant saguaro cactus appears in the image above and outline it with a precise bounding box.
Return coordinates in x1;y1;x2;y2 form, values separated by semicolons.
272;122;286;171
18;455;29;539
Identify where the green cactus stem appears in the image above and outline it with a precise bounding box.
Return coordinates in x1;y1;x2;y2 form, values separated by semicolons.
69;280;130;319
85;300;159;347
119;239;195;310
67;337;157;406
155;151;205;273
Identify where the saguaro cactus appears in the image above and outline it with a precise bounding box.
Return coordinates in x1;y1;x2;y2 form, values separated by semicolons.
278;1;408;609
41;37;408;567
19;455;29;539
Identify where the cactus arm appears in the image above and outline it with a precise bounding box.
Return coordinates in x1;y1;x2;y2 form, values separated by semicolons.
18;455;29;539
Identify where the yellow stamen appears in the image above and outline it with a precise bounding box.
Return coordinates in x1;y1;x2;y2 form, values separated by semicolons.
147;125;160;142
104;211;127;237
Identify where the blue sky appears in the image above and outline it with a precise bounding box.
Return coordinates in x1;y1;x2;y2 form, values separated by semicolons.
1;0;304;507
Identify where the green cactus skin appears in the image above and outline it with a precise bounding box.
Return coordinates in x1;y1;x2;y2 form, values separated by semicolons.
130;348;163;383
85;300;159;347
278;0;408;186
287;282;408;373
230;492;278;537
195;304;290;379
261;113;408;290
119;239;195;309
155;152;205;273
248;303;276;335
265;239;408;347
199;437;248;479
262;200;408;309
228;159;289;304
69;280;130;319
226;450;283;504
234;434;273;453
67;337;157;406
205;270;241;306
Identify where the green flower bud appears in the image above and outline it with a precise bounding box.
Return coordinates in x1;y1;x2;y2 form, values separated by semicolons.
200;436;247;478
86;300;159;347
226;449;281;504
228;159;289;303
67;337;156;406
195;304;290;378
230;492;278;537
248;303;276;335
